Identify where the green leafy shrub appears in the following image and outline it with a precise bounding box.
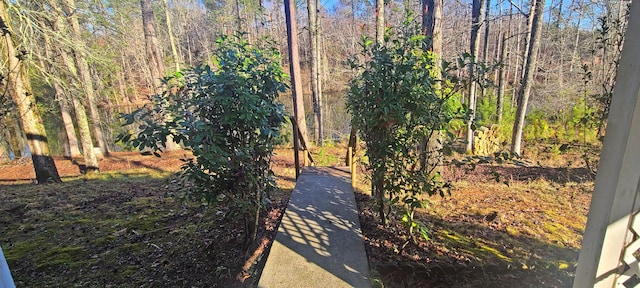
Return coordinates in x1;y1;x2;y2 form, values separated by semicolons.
347;17;465;241
523;110;552;142
118;35;287;248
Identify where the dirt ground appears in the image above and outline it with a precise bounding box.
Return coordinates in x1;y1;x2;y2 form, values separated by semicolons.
0;150;295;287
0;149;593;287
0;151;187;182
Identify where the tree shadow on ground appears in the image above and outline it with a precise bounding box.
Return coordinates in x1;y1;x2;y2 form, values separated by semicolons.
356;192;577;288
0;174;287;288
257;167;370;287
443;164;594;185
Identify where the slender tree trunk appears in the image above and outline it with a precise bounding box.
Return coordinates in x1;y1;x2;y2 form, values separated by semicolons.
60;0;109;155
520;0;536;85
481;0;491;99
497;31;507;123
315;2;324;144
284;0;309;144
466;0;486;153
235;0;242;33
512;2;522;103
494;0;503;82
569;3;583;73
139;0;179;151
57;88;82;158
351;0;357;53
308;0;321;144
163;0;180;72
511;0;544;155
46;29;100;171
376;0;384;45
120;54;137;102
0;1;61;183
48;3;100;170
140;0;166;93
116;67;129;104
0;131;9;162
34;32;82;159
422;0;443;168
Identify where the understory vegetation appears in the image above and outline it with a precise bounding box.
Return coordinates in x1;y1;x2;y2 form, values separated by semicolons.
0;144;592;287
0;0;624;285
118;35;288;249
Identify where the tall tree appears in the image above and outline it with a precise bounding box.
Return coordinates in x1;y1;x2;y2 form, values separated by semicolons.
511;0;544;154
140;0;166;93
163;0;181;72
480;0;491;98
496;0;508;123
42;21;99;171
0;0;61;183
520;0;536;83
465;0;486;152
59;0;109;155
422;0;443;168
423;0;443;59
140;0;179;151
284;0;309;143
376;0;384;44
55;83;82;158
32;33;81;159
308;0;323;144
496;29;507;123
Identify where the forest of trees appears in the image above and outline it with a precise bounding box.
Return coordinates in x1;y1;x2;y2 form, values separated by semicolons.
0;0;629;181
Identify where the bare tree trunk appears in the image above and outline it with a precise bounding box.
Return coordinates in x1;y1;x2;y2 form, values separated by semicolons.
60;0;109;156
481;0;491;99
46;19;100;171
569;1;583;73
0;130;9;162
57;88;82;158
494;0;503;82
235;0;242;33
466;0;486;153
520;0;536;85
59;51;100;172
423;0;443;168
376;0;384;45
12;121;27;157
34;32;82;159
0;1;61;183
47;2;100;170
316;2;324;144
308;0;321;144
139;0;179;152
140;0;166;93
512;2;522;103
116;67;129;104
497;31;507;123
511;0;544;155
284;0;309;144
163;0;181;72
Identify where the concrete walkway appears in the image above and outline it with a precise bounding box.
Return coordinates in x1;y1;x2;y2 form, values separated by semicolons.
258;167;371;288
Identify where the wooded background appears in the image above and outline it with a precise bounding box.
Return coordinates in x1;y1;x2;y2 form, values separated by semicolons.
0;0;628;181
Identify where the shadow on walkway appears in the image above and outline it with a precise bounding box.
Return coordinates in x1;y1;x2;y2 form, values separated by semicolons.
258;167;370;288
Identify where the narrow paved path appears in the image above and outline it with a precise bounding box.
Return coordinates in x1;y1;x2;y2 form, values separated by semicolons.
258;166;370;288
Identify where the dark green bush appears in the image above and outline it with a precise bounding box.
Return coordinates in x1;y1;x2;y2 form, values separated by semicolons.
347;17;465;241
118;35;287;248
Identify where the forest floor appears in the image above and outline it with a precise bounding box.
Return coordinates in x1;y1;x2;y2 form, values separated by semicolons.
0;145;594;287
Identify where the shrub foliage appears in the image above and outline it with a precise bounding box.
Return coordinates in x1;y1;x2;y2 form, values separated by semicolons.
347;18;465;241
118;35;288;248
